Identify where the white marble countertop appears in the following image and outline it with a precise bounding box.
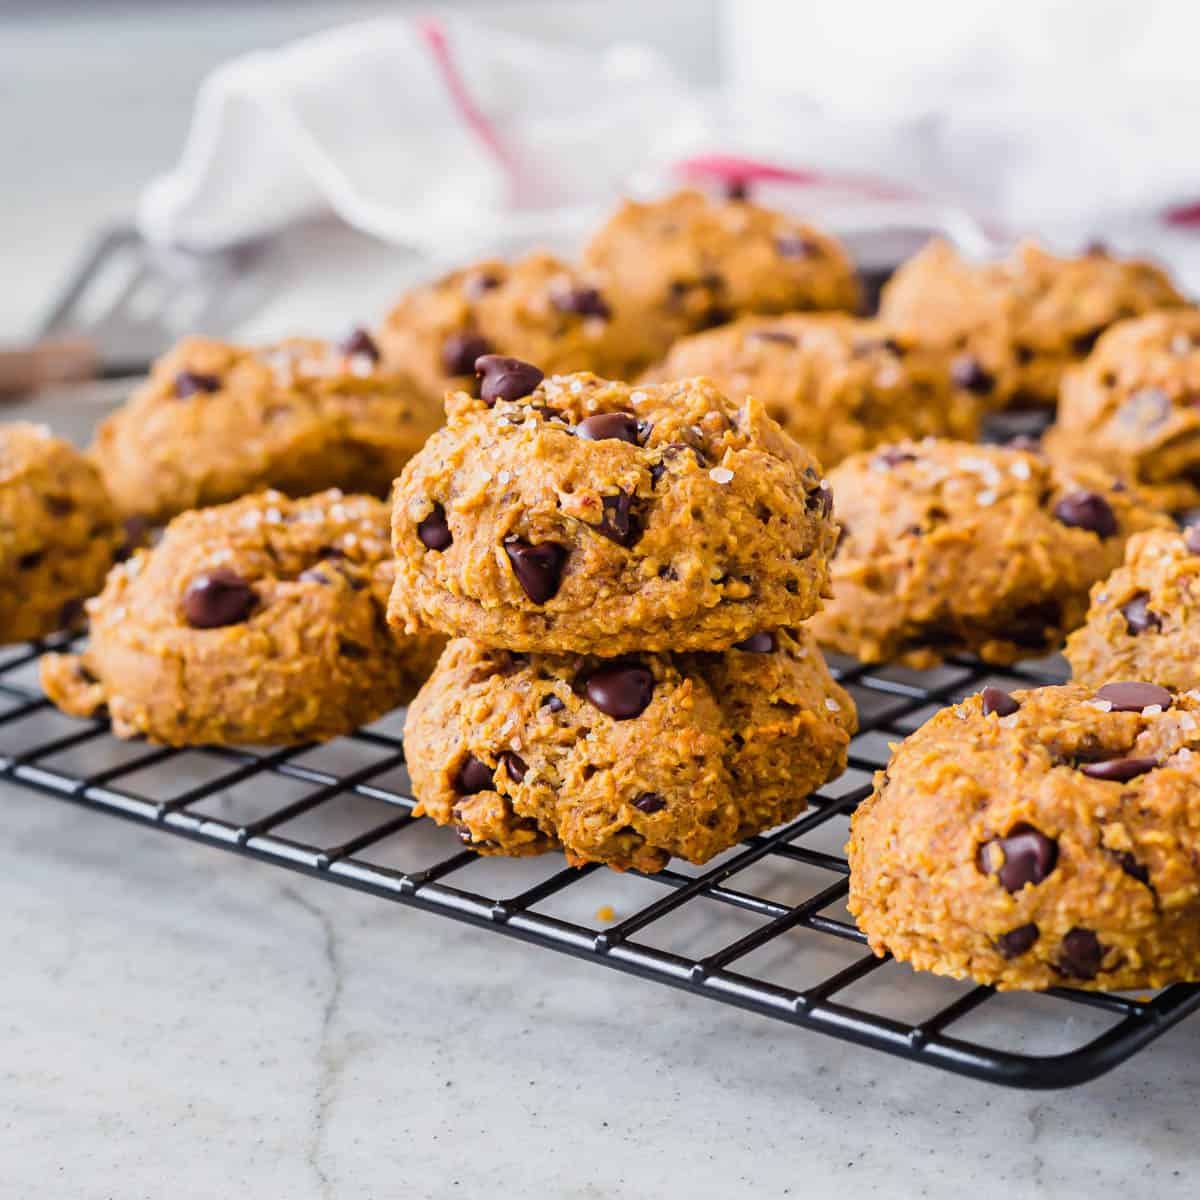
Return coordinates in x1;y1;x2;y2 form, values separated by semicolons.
4;774;1200;1199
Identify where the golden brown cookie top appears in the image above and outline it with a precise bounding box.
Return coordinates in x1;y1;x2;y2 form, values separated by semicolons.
378;251;649;401
390;367;838;654
94;488;395;637
640;312;981;467
90;334;439;522
1047;311;1200;505
583;189;860;335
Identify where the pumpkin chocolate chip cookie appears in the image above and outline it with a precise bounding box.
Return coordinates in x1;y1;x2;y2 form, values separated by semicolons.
0;422;122;643
378;251;652;404
640;313;981;469
389;362;839;655
1044;312;1200;513
41;489;442;745
1065;527;1200;691
405;629;855;872
849;682;1200;990
809;439;1170;666
91;333;441;524
878;238;1187;409
582;189;860;366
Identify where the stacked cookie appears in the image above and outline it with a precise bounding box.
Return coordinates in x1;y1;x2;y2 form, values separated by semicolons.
389;354;856;872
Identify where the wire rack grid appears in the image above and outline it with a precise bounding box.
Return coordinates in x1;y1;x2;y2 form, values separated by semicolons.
2;634;1197;1091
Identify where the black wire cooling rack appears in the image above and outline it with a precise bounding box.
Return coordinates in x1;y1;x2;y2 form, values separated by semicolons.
3;636;1198;1091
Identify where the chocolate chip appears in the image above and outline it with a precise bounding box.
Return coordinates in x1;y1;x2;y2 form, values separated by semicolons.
339;327;379;362
776;235;816;258
182;567;256;628
873;448;916;470
58;597;85;629
1057;928;1103;981
1095;681;1172;712
1014;344;1036;366
542;694;566;713
596;491;640;547
463;271;501;299
503;537;567;603
417;502;452;551
1186;525;1200;554
338;639;368;660
650;442;704;485
17;550;43;570
1114;851;1150;886
43;495;75;517
735;631;776;652
476;354;544;405
1121;593;1161;635
807;486;833;519
582;661;654;720
115;515;152;562
500;751;527;783
1053;491;1118;539
454;754;494;795
174;370;221;398
977;824;1058;892
634;793;666;813
951;355;995;395
996;923;1040;959
1080;755;1158;782
747;329;798;347
441;331;493;376
574;412;646;444
981;686;1019;717
551;286;611;319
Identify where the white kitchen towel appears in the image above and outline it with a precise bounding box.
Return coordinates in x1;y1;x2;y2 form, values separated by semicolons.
137;13;706;255
139;4;1200;272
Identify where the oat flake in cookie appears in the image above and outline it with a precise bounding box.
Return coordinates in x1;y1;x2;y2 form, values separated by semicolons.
848;682;1200;991
878;238;1186;409
405;630;855;873
90;334;441;524
0;422;123;643
582;189;860;369
809;438;1170;667
640;313;982;470
388;366;839;655
40;490;443;746
1045;312;1200;514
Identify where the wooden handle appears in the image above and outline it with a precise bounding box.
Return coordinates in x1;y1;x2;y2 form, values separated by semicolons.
0;337;98;398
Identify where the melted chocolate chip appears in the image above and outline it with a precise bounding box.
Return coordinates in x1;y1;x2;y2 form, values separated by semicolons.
503;538;567;603
1079;755;1158;782
596;491;640;547
500;751;527;783
417;502;452;551
441;331;493;376
1114;851;1150;886
340;327;380;362
977;824;1058;892
633;793;666;813
981;686;1019;717
582;661;654;720
574;412;645;444
476;355;544;405
1057;928;1103;981
735;631;777;652
182;567;256;629
1053;491;1118;538
873;448;917;470
1121;593;1161;636
776;235;817;258
951;355;995;395
174;370;221;398
455;755;494;795
1095;681;1172;712
996;923;1040;959
807;486;834;519
551;286;611;319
